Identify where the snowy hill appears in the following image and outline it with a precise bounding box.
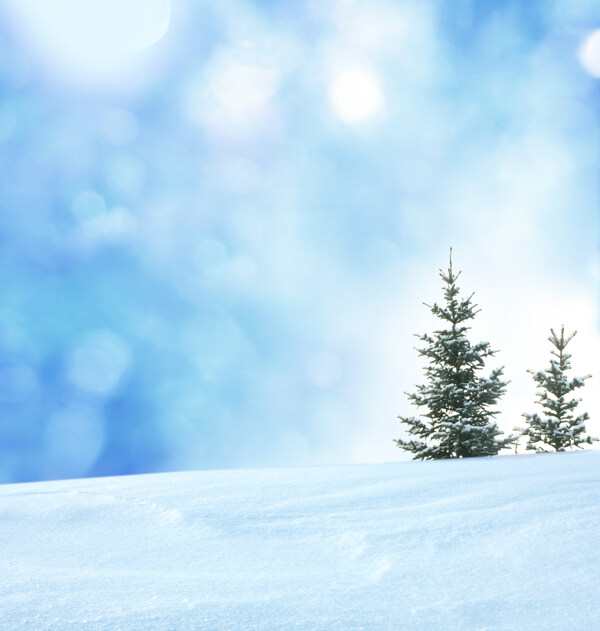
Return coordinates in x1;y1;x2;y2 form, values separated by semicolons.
2;452;599;630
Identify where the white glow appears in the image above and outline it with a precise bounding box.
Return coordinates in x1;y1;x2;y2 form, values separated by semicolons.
337;3;406;52
579;30;600;78
3;0;170;79
184;45;281;139
330;69;383;122
209;60;279;118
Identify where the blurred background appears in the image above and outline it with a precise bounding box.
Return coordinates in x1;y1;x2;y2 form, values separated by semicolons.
0;0;598;483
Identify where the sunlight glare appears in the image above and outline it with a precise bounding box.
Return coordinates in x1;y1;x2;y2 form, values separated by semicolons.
330;69;383;123
579;30;600;78
4;0;170;78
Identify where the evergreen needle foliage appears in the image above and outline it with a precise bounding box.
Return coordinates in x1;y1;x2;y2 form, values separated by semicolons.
516;327;596;452
395;250;516;459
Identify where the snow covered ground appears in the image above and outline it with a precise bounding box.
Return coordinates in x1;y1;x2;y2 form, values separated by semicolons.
1;452;599;630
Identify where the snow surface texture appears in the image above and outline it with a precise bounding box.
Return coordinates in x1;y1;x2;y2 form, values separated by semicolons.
2;452;600;630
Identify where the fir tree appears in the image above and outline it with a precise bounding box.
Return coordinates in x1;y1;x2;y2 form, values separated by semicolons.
516;327;596;452
395;249;516;459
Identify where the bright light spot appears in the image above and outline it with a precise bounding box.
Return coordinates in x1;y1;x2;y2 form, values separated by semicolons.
67;330;131;396
3;0;170;79
184;44;282;141
330;69;383;122
210;62;280;118
340;4;406;52
579;30;600;78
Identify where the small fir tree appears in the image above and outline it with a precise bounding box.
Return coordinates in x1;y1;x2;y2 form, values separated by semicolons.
516;327;596;452
395;250;516;459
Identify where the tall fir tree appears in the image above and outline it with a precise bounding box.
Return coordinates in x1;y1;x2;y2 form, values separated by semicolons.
516;327;596;452
395;249;516;459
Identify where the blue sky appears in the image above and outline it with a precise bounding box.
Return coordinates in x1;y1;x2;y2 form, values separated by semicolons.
0;0;598;483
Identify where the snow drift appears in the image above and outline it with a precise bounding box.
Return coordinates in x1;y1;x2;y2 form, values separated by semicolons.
2;451;599;630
